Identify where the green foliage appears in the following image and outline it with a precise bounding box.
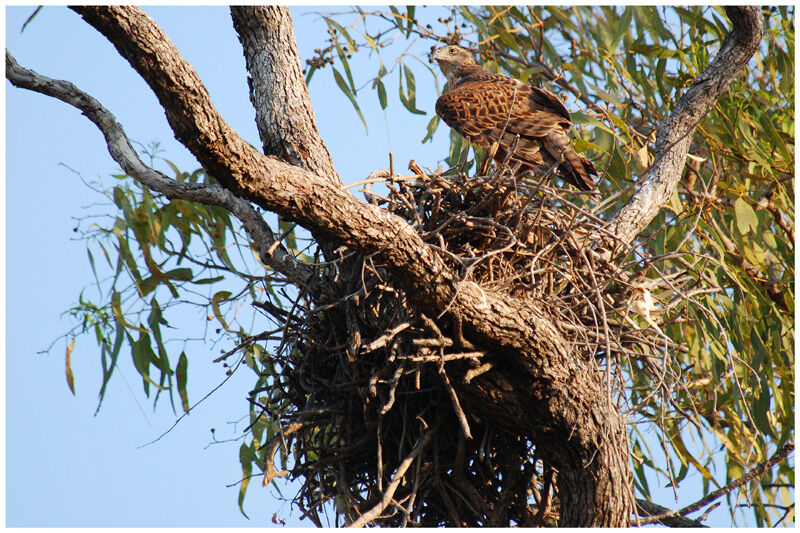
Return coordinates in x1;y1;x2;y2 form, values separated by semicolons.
68;145;310;422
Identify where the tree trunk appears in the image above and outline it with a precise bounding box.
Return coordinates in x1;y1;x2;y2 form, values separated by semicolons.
230;6;340;185
456;337;634;526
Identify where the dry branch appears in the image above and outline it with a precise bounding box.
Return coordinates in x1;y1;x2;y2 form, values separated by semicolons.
347;419;441;527
4;51;320;298
639;442;795;526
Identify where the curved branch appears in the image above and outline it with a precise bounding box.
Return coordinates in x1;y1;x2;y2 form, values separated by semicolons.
607;7;764;245
61;7;488;338
5;50;321;298
230;6;340;184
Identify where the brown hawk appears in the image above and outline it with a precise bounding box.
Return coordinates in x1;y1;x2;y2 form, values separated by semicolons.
432;45;597;191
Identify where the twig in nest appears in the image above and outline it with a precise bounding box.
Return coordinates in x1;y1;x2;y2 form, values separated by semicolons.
434;443;464;525
380;361;406;415
453;431;487;514
408;159;425;177
453;312;475;350
361;321;412;353
464;362;493;383
347;417;443;528
262;422;304;486
400;446;423;526
399;351;484;363
438;356;472;440
376;419;384;493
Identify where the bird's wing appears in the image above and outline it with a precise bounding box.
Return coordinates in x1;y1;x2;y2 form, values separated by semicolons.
436;78;527;139
435;74;596;190
528;86;572;124
436;78;568;142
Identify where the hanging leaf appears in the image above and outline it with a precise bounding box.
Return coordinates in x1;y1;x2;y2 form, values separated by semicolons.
375;78;388;109
334;41;356;93
421;114;439;143
405;6;415;37
332;67;368;132
65;338;76;395
176;352;189;413
734;197;758;235
398;65;426;115
238;443;253;518
212;291;233;332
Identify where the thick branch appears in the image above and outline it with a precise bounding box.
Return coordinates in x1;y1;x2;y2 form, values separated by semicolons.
230;6;340;184
607;7;764;245
5;50;320;298
64;6;529;349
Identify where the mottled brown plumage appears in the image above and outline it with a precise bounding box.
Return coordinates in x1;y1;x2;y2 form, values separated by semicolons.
432;45;597;191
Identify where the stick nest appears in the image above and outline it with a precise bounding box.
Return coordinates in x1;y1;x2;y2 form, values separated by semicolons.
258;168;681;527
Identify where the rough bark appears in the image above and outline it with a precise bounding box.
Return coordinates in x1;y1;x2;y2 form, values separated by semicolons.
607;6;764;245
229;5;341;261
8;5;764;527
230;6;340;185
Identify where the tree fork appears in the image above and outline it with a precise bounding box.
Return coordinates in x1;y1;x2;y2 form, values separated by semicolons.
230;6;340;184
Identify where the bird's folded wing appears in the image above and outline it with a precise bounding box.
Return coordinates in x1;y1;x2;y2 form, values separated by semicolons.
436;80;565;140
528;86;572;123
436;80;519;137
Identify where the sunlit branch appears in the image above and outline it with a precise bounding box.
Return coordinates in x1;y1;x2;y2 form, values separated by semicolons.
607;7;765;246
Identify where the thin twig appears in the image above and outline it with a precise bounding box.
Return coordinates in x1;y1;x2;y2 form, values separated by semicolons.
347;419;442;527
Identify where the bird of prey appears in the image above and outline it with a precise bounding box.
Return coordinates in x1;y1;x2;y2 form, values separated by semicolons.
431;45;597;191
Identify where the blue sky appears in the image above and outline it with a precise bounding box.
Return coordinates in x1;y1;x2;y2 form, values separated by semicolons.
6;5;741;527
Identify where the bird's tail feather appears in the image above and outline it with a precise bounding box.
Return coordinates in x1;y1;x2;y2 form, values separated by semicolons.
542;134;596;191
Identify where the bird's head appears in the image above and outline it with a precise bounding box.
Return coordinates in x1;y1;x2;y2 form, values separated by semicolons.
431;45;476;80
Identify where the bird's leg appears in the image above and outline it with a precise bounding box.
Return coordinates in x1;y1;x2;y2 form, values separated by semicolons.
458;140;473;176
479;142;500;176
